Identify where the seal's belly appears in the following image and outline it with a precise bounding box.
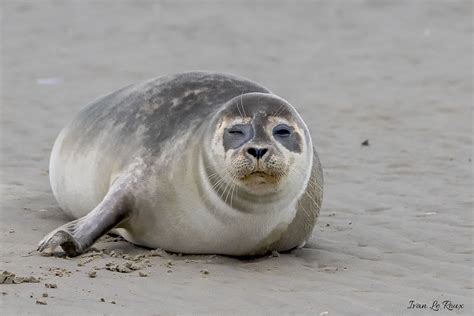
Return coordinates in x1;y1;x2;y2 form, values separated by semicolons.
49;123;139;219
122;202;296;256
49;131;106;218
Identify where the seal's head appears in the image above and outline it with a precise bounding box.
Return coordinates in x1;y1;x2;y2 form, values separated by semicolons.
205;93;313;198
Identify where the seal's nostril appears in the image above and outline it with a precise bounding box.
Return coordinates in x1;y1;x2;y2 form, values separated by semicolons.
247;148;257;158
247;148;268;159
258;148;268;158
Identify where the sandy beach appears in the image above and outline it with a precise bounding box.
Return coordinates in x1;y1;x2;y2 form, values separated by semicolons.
0;1;472;314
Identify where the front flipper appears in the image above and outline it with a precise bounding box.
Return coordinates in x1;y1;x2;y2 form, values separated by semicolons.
38;178;133;256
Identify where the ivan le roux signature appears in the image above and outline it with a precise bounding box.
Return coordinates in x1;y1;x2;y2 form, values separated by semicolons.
407;300;464;311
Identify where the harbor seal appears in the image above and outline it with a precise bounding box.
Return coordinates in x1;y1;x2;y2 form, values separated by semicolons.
38;72;323;256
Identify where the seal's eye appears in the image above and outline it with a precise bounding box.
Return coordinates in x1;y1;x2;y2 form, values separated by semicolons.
223;124;253;150
228;129;244;135
273;124;292;138
227;125;245;136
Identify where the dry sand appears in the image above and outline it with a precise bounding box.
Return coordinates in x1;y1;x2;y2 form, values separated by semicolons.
0;1;472;315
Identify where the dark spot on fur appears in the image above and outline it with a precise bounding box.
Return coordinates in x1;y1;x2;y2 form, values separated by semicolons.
61;72;270;159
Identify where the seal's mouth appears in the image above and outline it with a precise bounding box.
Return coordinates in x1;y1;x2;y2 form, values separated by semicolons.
248;171;267;176
240;170;279;185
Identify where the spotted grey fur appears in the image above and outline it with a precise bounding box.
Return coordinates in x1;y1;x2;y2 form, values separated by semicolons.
38;71;323;257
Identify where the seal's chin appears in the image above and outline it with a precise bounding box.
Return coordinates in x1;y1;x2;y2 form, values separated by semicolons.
226;160;288;194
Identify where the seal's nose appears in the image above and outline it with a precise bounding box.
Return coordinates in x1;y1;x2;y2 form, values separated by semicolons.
247;147;268;160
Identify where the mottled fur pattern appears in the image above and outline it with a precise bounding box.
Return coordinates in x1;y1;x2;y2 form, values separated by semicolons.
39;72;323;257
